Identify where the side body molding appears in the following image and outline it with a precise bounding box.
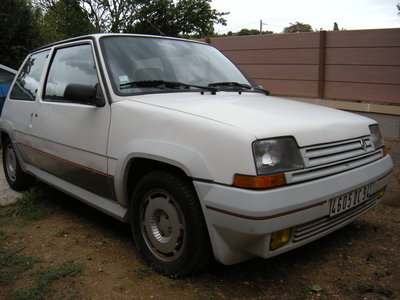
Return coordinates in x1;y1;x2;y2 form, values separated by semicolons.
111;139;213;207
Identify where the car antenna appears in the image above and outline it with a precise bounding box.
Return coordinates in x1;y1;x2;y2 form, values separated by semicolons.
145;20;165;36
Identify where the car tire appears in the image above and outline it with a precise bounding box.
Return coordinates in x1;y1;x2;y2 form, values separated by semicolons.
130;170;213;276
2;137;34;191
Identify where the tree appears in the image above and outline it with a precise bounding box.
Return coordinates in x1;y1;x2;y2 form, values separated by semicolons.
0;0;42;69
333;22;339;31
40;0;96;44
283;22;313;33
126;0;228;37
236;28;273;36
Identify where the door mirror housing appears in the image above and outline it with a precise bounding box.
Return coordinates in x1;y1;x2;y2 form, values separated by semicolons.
64;84;105;107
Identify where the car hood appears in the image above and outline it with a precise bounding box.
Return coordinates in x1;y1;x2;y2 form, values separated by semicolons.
128;92;373;147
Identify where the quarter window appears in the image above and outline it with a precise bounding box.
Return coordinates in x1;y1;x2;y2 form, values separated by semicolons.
10;51;49;101
44;44;98;101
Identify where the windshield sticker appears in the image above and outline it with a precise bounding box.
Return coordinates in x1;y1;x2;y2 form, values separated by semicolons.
119;75;129;84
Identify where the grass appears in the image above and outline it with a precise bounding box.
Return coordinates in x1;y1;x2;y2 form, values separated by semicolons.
14;260;84;300
0;186;85;300
135;265;155;278
0;231;39;285
6;186;56;225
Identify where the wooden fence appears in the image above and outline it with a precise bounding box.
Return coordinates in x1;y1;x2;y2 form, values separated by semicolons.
202;28;400;105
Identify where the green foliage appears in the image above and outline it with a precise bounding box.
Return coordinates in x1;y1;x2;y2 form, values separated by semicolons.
126;0;228;37
235;28;273;36
333;22;339;31
39;0;96;44
8;187;55;224
135;265;154;278
0;232;40;285
0;0;43;68
283;21;313;33
309;284;323;292
15;261;84;300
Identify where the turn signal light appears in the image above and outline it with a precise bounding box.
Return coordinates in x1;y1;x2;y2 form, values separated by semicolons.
382;146;389;156
233;173;286;189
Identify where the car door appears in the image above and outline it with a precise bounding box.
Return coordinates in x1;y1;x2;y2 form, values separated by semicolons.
28;42;114;200
2;50;50;162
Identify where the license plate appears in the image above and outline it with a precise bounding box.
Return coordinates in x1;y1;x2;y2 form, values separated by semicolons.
329;184;373;217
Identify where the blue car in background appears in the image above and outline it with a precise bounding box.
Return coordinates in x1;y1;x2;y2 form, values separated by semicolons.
0;64;17;116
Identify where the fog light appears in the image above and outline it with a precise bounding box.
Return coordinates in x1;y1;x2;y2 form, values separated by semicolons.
379;188;385;197
270;228;292;251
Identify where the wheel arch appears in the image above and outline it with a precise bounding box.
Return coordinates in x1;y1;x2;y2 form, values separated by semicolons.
112;140;213;208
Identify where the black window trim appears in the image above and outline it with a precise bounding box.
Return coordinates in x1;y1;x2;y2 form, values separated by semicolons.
9;49;50;102
41;40;102;106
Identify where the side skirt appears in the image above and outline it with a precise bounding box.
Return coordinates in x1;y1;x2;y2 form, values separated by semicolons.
25;164;128;222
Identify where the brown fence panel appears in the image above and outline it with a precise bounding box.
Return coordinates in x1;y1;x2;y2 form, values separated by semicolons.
324;29;400;104
326;66;400;85
326;28;400;47
255;79;318;97
203;28;400;105
325;48;400;66
224;49;319;65
325;82;400;103
208;32;319;50
240;65;318;81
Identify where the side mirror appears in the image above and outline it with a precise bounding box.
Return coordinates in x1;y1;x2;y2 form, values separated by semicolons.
64;84;105;107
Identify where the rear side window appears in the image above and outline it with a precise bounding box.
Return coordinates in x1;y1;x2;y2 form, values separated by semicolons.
10;51;49;101
44;44;98;101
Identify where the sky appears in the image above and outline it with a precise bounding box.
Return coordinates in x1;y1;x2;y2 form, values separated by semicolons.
211;0;400;34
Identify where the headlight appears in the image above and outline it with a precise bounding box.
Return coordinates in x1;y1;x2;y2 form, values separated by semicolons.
253;137;304;175
369;124;384;150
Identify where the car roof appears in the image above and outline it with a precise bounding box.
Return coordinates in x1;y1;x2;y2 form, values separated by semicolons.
33;33;207;52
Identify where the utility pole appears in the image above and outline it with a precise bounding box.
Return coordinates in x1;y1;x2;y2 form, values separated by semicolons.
259;20;267;34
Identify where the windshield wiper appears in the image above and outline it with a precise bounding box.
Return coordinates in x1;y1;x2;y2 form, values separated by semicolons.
208;82;252;89
208;81;270;95
120;80;217;93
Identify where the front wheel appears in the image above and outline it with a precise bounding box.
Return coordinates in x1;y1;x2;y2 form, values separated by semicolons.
130;170;213;276
2;137;34;191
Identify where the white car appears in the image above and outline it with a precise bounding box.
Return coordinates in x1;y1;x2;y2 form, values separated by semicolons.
0;34;393;276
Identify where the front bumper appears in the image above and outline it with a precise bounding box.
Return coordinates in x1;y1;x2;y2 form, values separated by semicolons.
194;155;393;265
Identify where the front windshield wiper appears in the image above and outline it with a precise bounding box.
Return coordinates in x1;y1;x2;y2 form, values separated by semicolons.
120;80;217;93
208;81;270;95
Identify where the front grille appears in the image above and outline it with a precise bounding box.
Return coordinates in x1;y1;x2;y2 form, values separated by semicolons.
286;136;383;184
292;194;380;243
301;136;374;168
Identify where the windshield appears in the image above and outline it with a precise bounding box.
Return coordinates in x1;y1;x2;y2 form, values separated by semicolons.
100;36;255;95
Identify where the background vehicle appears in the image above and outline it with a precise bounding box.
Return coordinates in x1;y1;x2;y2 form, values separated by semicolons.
0;64;17;116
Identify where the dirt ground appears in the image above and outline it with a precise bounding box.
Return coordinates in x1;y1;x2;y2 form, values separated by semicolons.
0;168;399;299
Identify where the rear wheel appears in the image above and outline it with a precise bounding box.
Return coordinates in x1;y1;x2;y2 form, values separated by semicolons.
130;170;213;276
2;137;34;191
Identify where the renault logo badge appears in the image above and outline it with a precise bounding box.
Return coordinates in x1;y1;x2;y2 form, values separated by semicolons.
360;139;367;151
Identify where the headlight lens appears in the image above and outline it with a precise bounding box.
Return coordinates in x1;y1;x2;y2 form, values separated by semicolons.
369;124;384;150
253;137;304;175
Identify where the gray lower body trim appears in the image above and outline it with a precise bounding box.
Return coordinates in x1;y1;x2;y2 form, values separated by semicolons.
25;164;128;222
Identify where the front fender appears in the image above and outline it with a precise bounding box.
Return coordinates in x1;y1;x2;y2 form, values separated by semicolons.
112;139;213;206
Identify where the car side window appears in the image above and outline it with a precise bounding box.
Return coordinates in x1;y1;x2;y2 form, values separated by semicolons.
10;51;49;101
44;44;98;102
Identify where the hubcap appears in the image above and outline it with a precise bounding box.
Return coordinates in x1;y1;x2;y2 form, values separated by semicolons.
140;189;185;262
5;144;17;182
